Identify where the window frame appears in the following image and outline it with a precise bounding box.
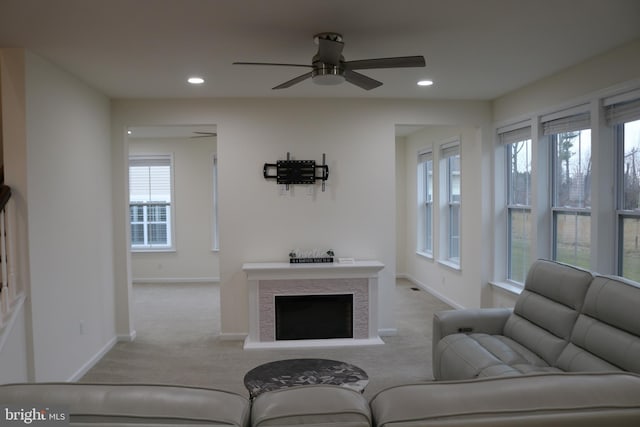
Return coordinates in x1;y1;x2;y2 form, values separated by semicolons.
615;119;640;279
212;153;219;251
549;129;592;270
128;153;176;252
439;141;461;268
417;149;433;257
505;137;532;284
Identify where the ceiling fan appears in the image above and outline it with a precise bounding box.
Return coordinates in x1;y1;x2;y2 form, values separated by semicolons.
233;32;426;90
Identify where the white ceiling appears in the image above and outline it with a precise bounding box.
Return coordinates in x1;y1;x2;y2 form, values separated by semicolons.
1;0;639;100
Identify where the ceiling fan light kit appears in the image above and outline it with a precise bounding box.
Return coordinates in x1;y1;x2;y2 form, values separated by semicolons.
234;32;425;90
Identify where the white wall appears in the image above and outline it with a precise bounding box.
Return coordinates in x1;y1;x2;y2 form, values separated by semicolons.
395;137;407;275
400;125;491;309
111;98;490;339
493;39;640;123
129;137;219;282
25;52;115;381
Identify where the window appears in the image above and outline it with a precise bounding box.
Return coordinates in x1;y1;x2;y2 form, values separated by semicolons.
501;126;532;283
212;154;219;251
417;150;433;255
441;143;461;265
544;111;591;269
609;93;640;280
129;155;173;250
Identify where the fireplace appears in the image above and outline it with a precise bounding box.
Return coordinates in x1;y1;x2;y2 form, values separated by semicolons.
242;260;384;348
275;294;353;340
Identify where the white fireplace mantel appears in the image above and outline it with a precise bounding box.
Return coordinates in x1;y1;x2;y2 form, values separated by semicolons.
242;260;384;349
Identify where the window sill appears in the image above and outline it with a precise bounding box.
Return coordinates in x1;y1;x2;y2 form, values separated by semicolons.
131;248;176;254
416;251;433;260
489;280;524;296
437;259;461;271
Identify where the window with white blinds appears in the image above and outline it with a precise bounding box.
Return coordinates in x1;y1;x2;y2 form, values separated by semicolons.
441;142;461;265
608;90;640;280
545;108;592;270
417;149;433;255
129;155;173;250
500;125;532;284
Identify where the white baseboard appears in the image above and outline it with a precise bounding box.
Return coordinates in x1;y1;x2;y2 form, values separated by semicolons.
402;274;465;309
68;336;117;382
117;330;137;342
218;332;247;341
132;277;220;284
378;328;398;337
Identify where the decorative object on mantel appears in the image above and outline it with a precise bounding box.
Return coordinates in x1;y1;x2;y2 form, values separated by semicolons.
263;152;329;191
289;248;334;263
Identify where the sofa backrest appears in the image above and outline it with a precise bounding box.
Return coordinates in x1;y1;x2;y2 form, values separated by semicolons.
556;275;640;373
503;260;593;366
0;383;251;426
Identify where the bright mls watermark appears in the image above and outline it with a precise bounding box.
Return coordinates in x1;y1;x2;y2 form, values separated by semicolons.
2;406;69;426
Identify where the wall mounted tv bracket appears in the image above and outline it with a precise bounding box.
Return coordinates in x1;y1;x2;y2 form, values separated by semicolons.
263;152;329;191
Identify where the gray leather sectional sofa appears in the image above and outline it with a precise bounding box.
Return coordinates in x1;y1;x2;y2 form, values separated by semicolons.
2;260;640;426
371;259;640;425
432;259;640;379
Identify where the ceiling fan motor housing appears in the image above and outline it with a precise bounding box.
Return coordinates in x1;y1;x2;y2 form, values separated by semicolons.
312;62;345;85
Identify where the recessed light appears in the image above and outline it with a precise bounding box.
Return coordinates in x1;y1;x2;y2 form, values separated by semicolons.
188;76;205;85
417;80;434;87
127;130;132;135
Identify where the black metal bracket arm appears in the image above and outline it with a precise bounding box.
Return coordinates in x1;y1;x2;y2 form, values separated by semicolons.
263;152;329;191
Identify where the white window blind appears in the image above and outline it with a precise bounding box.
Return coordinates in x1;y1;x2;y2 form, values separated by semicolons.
605;97;640;125
418;149;433;163
129;155;173;249
129;156;171;203
498;126;532;145
441;143;459;158
542;112;590;135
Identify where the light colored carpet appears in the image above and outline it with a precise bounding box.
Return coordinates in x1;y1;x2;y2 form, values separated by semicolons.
80;279;451;399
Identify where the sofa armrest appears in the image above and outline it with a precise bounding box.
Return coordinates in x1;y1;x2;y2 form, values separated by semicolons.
432;308;512;359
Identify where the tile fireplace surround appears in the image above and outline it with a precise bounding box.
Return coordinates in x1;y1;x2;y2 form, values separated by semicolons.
242;261;385;349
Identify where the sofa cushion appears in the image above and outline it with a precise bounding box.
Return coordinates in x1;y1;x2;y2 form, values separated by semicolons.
522;259;593;311
582;275;640;336
500;260;593;367
250;385;371;427
435;333;556;379
502;311;571;366
0;383;250;426
556;275;640;373
370;372;640;427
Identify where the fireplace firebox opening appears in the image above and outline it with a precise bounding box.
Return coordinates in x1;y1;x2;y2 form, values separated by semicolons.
275;294;353;340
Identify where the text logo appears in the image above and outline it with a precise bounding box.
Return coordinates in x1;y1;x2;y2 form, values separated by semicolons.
2;406;68;426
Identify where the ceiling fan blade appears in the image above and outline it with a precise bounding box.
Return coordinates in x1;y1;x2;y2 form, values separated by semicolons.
317;38;344;64
233;61;312;68
344;70;382;91
191;132;217;138
273;72;313;89
345;55;426;70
